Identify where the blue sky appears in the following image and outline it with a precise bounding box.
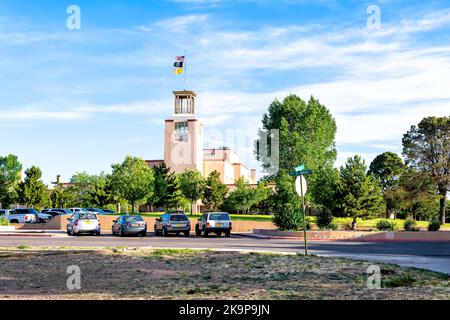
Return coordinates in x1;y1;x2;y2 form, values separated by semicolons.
1;0;450;184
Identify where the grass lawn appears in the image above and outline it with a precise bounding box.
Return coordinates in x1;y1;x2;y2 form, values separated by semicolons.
0;247;448;300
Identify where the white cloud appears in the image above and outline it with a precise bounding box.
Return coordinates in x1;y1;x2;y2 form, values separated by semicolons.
154;14;209;32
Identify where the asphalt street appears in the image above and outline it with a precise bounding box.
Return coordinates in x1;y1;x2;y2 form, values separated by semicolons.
1;234;450;274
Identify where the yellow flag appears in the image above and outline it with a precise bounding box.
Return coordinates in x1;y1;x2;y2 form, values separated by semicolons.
174;68;183;75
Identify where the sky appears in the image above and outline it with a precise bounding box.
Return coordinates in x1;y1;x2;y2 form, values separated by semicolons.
0;0;449;184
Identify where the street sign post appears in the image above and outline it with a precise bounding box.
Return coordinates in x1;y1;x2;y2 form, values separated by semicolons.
290;165;312;256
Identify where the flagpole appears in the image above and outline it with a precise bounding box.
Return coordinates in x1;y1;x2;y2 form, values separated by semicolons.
184;49;187;90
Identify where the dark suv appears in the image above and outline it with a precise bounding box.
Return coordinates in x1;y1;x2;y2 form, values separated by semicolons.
154;212;191;237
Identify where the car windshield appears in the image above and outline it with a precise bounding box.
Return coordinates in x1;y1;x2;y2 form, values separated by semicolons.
79;213;97;220
209;213;230;220
123;216;143;222
170;215;189;222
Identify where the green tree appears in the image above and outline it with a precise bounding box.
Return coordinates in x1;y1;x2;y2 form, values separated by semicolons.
309;166;340;215
89;174;114;208
225;177;255;214
225;178;272;214
336;156;385;230
402;116;450;224
0;154;22;208
256;95;337;174
368;152;406;218
110;156;154;214
149;163;183;210
178;169;205;215
17;166;51;210
202;170;228;211
271;171;303;230
398;169;438;221
369;152;406;191
70;172;101;207
50;184;77;208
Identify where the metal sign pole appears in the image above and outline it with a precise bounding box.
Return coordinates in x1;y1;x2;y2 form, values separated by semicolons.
300;175;308;256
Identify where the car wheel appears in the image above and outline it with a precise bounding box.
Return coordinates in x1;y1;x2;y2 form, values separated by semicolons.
184;231;190;237
216;231;222;237
141;229;147;237
195;225;201;237
176;232;180;237
119;227;125;237
67;228;71;236
96;230;101;236
225;230;231;238
204;227;209;238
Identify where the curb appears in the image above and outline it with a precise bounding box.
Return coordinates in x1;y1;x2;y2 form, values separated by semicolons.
237;233;450;243
0;233;68;238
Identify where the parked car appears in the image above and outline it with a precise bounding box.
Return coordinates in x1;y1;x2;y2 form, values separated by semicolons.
42;208;71;217
154;212;191;237
67;212;101;236
112;215;147;237
102;209;115;214
68;208;87;214
86;208;107;215
5;209;52;224
195;212;232;237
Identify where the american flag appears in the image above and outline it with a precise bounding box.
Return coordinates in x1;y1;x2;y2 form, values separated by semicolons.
176;56;185;62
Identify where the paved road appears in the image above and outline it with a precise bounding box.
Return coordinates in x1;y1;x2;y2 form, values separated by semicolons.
1;234;450;274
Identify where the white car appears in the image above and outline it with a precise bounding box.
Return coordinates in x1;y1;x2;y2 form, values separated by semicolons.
2;209;51;224
195;212;232;237
67;212;101;236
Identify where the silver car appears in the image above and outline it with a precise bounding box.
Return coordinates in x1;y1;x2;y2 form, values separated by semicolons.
195;212;232;237
112;215;147;237
67;212;101;236
154;212;191;237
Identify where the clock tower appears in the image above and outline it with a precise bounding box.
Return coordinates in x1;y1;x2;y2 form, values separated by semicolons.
164;91;204;173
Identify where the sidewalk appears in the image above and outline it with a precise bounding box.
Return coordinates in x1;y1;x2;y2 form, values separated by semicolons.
0;230;67;237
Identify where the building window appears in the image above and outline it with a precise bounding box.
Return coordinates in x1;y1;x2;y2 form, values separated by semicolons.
174;122;189;142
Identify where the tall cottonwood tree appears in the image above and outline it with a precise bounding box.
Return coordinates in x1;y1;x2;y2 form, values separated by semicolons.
256;95;337;174
402;116;449;224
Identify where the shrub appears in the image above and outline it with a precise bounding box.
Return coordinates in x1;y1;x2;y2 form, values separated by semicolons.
343;222;353;231
404;219;419;232
0;217;10;226
428;219;441;232
328;221;339;230
376;219;398;231
316;210;333;229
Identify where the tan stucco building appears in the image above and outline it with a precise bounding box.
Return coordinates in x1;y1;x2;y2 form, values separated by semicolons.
146;90;257;188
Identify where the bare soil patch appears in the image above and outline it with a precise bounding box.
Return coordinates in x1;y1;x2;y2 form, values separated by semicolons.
0;248;449;300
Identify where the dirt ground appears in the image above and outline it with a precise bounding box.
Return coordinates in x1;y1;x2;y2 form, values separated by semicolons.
0;247;449;300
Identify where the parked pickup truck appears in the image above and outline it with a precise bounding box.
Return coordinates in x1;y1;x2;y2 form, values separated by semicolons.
0;209;52;224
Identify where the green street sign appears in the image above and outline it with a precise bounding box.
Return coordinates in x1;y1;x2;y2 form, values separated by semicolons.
294;165;306;172
289;169;313;176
